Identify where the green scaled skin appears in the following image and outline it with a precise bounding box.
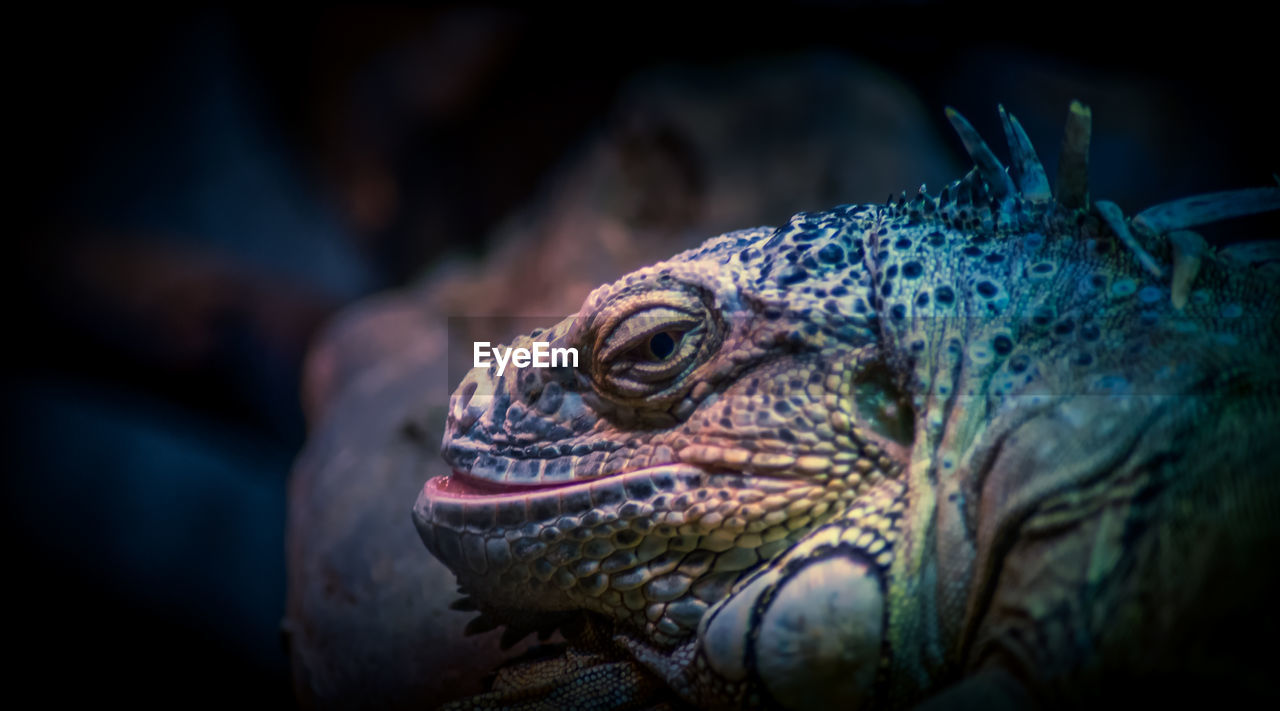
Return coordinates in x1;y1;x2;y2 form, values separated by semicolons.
414;102;1280;710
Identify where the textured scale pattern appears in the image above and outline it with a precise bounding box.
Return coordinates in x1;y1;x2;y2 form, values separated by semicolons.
414;102;1280;710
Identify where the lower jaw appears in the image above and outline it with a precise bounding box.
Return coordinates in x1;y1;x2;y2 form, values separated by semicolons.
411;463;807;579
412;465;837;640
411;464;710;607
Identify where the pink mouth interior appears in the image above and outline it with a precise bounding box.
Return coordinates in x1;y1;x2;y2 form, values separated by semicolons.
426;471;591;499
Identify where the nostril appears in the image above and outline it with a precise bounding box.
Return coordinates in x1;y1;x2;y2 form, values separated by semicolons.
460;378;478;404
451;372;486;431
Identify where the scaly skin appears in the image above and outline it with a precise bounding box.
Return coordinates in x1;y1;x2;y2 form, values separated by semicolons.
413;103;1280;709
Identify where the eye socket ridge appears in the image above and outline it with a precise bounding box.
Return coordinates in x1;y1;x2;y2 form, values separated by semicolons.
596;306;701;363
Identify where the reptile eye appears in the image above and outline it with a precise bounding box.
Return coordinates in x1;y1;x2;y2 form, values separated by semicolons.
645;331;680;361
592;294;717;401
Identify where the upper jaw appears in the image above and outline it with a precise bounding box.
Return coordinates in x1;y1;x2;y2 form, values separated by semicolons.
424;432;693;509
439;435;631;490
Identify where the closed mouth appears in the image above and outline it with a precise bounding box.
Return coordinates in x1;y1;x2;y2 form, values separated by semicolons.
424;470;601;500
417;463;721;522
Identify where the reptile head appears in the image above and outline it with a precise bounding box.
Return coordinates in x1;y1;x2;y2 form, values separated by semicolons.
414;222;914;645
413;102;1280;707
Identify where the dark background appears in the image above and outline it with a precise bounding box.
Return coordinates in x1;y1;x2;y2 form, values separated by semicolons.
5;5;1275;706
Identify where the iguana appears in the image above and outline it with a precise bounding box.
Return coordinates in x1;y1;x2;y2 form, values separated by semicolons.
412;102;1280;709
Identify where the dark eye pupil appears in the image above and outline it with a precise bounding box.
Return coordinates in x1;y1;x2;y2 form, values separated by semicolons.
648;332;677;360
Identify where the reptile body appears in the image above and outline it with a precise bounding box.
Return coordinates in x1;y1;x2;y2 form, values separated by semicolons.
413;103;1280;709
